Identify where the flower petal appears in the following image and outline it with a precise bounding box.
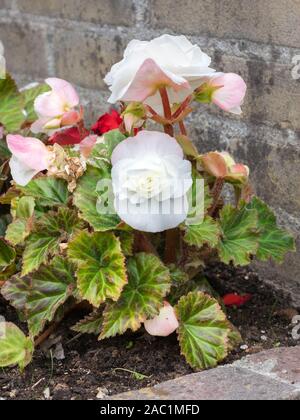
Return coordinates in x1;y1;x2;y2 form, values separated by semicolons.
30;117;50;134
7;134;49;171
223;293;252;307
144;302;179;337
9;156;41;186
211;73;247;113
34;91;65;118
115;195;189;233
49;127;89;146
200;152;228;178
60;110;81;126
46;78;79;108
114;58;190;103
111;130;183;165
79;135;98;158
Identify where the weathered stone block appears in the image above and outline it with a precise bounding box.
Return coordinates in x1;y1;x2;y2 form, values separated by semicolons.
16;0;136;26
53;29;127;90
0;0;11;8
208;53;300;131
0;21;48;77
110;365;300;400
150;0;300;48
233;345;300;385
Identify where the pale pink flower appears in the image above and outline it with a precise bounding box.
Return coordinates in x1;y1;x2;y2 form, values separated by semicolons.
7;134;51;186
31;78;80;135
200;151;250;184
105;35;216;112
209;73;247;115
144;302;179;337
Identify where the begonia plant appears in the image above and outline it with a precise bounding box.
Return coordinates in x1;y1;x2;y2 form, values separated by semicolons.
0;35;295;371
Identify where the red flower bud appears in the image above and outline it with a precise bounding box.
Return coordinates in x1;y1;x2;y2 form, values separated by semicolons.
92;110;122;135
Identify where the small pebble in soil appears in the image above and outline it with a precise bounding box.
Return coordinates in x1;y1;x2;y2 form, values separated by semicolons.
261;335;268;342
96;387;109;399
240;345;249;351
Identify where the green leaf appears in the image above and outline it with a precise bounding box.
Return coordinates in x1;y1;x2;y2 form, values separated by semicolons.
22;233;58;276
175;291;230;370
6;219;29;246
118;231;135;256
21;83;50;123
0;238;16;270
186;170;212;225
0;187;19;205
26;257;76;337
89;129;126;168
0;214;11;237
247;197;296;263
68;231;127;307
100;253;171;339
20;177;69;207
169;264;189;284
176;135;199;158
71;310;103;335
1;275;31;312
5;197;35;246
15;196;35;219
184;216;220;249
74;165;120;231
169;275;220;306
0;262;16;281
227;322;242;352
0;323;34;370
0;138;10;159
217;204;259;266
0;74;25;132
22;208;84;276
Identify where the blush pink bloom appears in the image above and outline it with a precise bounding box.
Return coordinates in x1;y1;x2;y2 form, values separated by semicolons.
200;151;249;184
31;78;80;135
144;302;179;337
7;134;51;186
105;35;216;112
209;73;247;115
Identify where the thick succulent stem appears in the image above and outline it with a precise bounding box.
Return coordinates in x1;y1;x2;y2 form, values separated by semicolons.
164;229;180;264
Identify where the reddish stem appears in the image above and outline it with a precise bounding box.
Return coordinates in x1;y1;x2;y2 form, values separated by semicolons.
209;178;225;216
159;87;174;137
172;95;193;120
164;229;179;264
134;232;159;257
179;120;188;136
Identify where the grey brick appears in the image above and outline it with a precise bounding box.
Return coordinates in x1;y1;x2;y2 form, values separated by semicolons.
150;0;300;48
110;365;300;400
208;53;300;131
233;346;300;386
53;29;127;90
0;0;11;8
16;0;136;26
0;21;48;77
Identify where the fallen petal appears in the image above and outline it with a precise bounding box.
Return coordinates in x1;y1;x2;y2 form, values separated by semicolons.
144;303;179;337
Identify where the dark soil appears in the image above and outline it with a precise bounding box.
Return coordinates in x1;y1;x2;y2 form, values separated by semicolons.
0;264;299;400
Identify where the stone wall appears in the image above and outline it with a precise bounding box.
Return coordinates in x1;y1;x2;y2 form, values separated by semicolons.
0;0;299;305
